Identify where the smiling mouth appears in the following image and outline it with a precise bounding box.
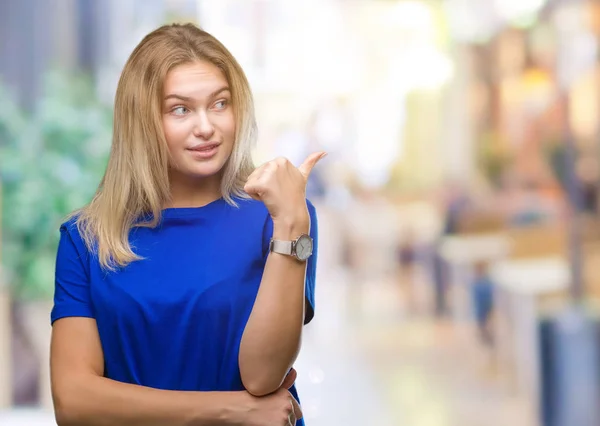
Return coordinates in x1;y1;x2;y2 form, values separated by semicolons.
187;142;220;152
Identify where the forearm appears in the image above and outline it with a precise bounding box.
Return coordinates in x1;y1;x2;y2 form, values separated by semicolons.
54;373;242;426
239;220;309;396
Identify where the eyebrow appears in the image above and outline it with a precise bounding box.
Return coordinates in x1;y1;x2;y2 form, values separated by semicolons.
163;86;231;102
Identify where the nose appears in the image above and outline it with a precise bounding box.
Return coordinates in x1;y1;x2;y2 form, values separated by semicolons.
192;110;215;140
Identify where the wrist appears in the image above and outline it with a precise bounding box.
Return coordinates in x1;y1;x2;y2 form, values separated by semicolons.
217;391;255;426
272;215;310;240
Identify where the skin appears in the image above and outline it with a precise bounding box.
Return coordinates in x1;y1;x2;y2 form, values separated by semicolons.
50;60;324;426
162;61;236;208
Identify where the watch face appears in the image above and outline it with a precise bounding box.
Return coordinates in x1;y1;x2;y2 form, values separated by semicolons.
295;234;313;261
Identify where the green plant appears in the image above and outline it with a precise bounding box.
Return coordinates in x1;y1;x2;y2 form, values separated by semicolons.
0;71;112;300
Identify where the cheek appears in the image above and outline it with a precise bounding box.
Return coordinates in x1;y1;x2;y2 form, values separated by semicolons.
162;118;187;149
221;113;236;144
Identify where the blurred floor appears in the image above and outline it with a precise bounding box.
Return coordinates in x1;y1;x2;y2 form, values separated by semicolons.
352;284;533;426
294;273;533;426
0;201;534;426
294;202;534;426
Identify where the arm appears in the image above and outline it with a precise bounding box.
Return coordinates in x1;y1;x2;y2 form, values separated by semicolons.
51;317;240;426
51;224;303;425
238;218;310;396
240;154;323;396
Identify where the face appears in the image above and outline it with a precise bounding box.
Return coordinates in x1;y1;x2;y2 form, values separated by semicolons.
162;61;235;182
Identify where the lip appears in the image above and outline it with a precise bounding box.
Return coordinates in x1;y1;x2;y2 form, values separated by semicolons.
187;142;221;151
186;142;220;159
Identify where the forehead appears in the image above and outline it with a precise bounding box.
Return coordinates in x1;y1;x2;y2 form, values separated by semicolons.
163;61;228;96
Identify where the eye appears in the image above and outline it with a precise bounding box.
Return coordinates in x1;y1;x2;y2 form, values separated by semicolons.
171;106;189;116
214;99;229;110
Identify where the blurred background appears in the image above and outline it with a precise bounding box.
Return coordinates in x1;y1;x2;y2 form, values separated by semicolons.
3;0;600;425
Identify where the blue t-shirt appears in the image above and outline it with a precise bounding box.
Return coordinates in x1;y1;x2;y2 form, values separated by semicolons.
51;197;318;425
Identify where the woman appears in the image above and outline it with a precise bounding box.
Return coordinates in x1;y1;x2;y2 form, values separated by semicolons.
50;23;322;426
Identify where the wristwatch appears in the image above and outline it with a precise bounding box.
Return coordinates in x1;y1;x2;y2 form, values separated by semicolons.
269;234;313;262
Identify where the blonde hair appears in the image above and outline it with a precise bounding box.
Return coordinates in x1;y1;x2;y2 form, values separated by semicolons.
73;23;256;270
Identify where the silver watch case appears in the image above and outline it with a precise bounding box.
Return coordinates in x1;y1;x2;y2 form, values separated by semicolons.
269;233;313;262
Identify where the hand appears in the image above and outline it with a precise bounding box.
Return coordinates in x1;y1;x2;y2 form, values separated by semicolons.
228;368;302;426
244;152;326;226
233;388;303;426
280;368;297;390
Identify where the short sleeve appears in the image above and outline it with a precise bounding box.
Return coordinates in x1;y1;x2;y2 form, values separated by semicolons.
262;200;319;325
50;222;95;325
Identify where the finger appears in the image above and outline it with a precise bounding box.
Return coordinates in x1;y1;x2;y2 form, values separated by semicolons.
244;180;264;201
274;156;288;167
288;403;296;426
246;164;268;182
246;169;261;183
281;368;297;389
291;396;303;420
298;151;327;179
287;399;296;425
248;161;277;187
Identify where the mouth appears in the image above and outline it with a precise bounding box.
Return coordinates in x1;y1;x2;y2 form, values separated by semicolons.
186;142;221;160
187;142;221;152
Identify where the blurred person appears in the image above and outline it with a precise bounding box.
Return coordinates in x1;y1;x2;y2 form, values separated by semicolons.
50;23;325;426
577;156;600;215
442;180;471;235
471;261;495;347
506;178;564;228
430;247;449;318
395;229;420;315
396;230;417;272
430;182;471;318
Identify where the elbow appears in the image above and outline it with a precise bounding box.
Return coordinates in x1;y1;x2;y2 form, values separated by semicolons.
54;403;76;426
241;371;285;397
55;409;75;426
54;397;80;426
238;342;300;396
243;379;281;397
53;385;87;426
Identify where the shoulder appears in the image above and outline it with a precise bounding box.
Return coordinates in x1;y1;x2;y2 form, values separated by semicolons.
58;213;92;258
230;196;270;217
60;213;78;231
59;214;80;239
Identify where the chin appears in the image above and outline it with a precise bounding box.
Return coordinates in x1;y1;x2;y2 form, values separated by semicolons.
170;154;229;181
187;162;227;179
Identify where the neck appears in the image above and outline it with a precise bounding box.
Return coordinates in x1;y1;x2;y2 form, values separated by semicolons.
166;171;222;208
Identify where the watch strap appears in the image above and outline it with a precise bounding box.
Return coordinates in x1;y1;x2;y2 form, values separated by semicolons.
269;239;294;256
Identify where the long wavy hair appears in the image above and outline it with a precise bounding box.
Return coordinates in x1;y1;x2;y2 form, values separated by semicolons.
73;23;256;270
